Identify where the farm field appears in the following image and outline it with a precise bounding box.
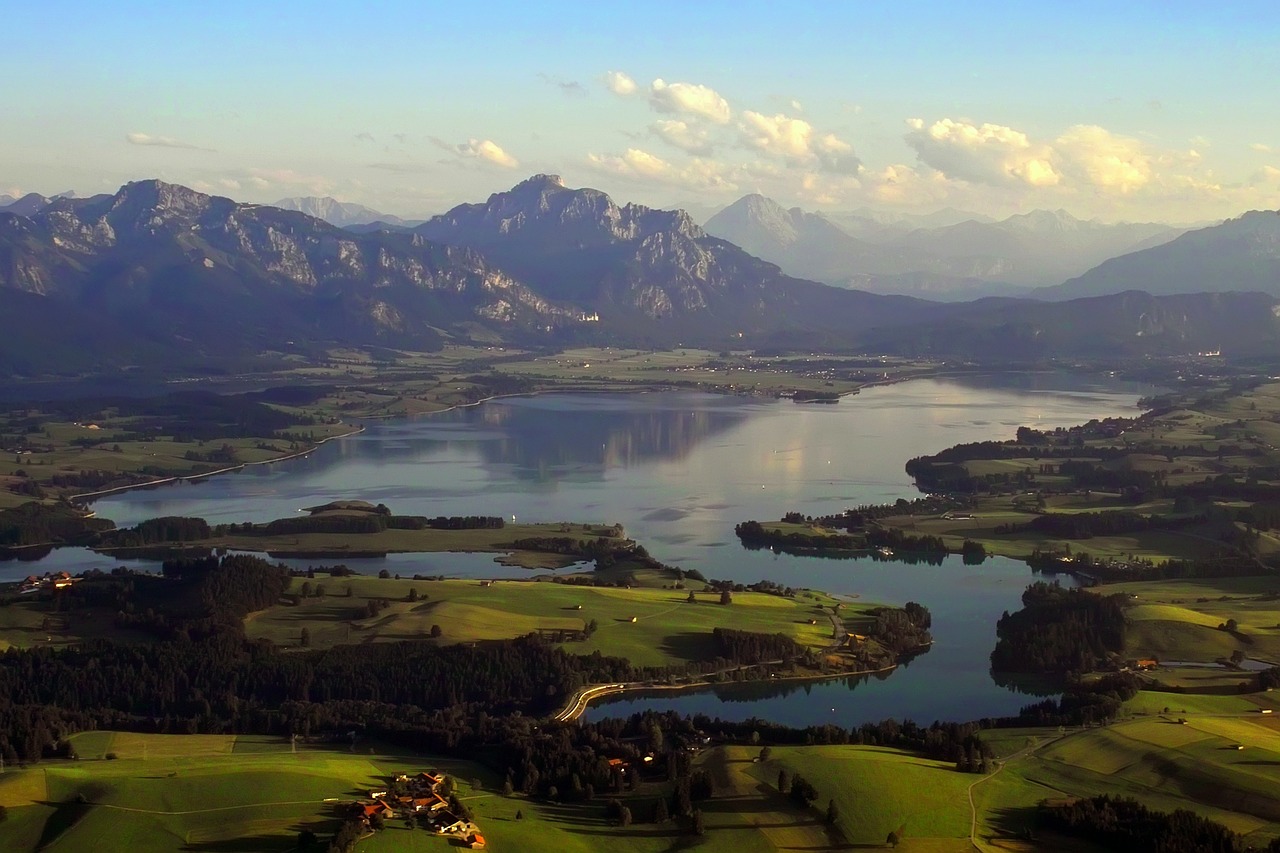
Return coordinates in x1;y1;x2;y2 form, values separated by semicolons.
746;744;974;850
1095;576;1280;666
972;702;1280;849
245;575;851;667
0;733;494;853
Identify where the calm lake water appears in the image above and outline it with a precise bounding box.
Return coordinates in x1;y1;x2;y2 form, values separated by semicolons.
14;373;1151;726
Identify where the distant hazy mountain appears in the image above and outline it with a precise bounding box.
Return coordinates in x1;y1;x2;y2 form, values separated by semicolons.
1037;210;1280;300
889;209;1183;287
704;195;1184;295
702;194;901;273
0;193;54;216
272;196;419;228
835;206;996;231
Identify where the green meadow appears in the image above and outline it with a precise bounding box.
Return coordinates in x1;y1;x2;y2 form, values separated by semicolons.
245;575;851;668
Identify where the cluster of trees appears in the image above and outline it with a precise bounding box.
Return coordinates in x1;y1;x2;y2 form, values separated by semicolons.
734;520;859;551
990;582;1127;673
1023;509;1203;540
506;536;633;564
423;515;505;530
711;628;802;664
0;502;112;547
98;516;211;548
1037;794;1273;853
865;603;933;655
1014;673;1143;727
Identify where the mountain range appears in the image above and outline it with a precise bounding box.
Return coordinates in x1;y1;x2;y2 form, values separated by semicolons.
0;176;1276;376
271;196;420;229
703;194;1184;298
1039;210;1280;300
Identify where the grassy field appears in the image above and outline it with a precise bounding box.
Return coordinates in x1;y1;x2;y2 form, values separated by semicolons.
973;708;1280;849
0;733;962;853
0;733;494;853
244;575;849;667
747;744;974;850
1094;576;1280;667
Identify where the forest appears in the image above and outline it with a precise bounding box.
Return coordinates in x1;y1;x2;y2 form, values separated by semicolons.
989;581;1127;673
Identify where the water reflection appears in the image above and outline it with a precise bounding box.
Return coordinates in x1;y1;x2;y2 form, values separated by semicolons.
64;376;1151;727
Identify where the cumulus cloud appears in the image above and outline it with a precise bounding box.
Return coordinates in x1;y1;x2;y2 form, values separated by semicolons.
1053;125;1151;193
585;147;736;192
649;79;731;124
650;119;714;155
904;118;1060;187
126;132;212;151
431;137;519;169
738;112;861;174
459;138;519;168
1252;143;1274;153
603;70;638;96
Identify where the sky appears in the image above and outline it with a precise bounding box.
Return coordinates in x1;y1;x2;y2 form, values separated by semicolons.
3;0;1279;223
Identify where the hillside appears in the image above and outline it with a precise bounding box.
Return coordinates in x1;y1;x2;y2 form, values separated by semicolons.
1040;210;1280;299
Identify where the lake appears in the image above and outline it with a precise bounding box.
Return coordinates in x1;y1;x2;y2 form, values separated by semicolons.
18;372;1151;726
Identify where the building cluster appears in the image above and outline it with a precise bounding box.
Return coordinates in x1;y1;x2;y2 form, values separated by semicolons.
17;571;78;594
349;771;485;848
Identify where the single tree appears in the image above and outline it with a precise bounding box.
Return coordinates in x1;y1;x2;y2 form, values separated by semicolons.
299;627;311;647
719;589;733;605
826;799;839;825
430;624;443;638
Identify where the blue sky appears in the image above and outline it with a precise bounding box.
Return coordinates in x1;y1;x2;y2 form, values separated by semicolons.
3;1;1278;221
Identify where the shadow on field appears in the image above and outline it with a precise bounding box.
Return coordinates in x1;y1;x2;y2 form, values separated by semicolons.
985;804;1040;839
660;631;715;661
182;819;335;852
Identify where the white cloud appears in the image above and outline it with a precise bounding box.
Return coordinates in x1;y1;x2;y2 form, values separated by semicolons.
431;137;519;169
738;111;860;174
1251;143;1274;153
458;138;519;168
588;147;673;180
218;178;242;191
649;79;731;124
1054;125;1151;193
248;168;334;194
904;118;1061;187
126;132;211;151
585;147;737;192
603;70;637;96
650;119;714;155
